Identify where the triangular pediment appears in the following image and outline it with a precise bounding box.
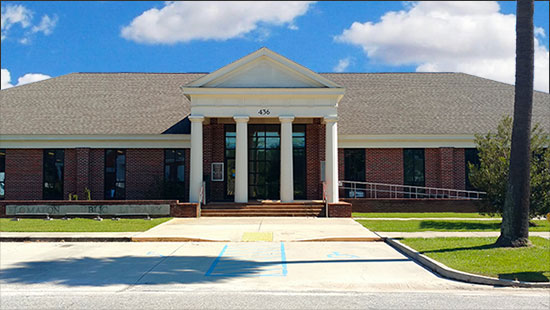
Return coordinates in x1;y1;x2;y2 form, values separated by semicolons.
185;47;341;89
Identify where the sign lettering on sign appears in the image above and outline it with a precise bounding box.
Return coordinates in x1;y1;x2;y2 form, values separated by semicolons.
258;109;270;116
6;204;170;215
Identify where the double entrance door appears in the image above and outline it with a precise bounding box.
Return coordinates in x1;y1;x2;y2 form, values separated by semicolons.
224;124;306;201
248;124;281;200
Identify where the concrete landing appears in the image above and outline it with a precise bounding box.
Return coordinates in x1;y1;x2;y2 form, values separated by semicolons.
132;217;382;242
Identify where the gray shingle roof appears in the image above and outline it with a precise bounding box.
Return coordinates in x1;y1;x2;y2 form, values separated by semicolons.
0;72;548;135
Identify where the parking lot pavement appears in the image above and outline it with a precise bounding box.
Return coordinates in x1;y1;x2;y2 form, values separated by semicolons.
0;241;509;294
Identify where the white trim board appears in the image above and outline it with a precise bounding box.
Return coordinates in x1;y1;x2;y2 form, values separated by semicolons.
338;135;477;148
0;135;191;149
1;134;477;149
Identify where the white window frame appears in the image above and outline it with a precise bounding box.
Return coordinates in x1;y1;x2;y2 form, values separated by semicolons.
211;162;224;182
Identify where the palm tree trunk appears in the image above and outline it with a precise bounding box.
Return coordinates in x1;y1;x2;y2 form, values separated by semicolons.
496;0;534;247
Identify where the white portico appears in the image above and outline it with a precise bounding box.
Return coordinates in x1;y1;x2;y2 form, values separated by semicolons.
182;48;345;203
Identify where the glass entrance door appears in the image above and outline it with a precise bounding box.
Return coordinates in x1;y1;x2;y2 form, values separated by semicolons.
248;124;280;200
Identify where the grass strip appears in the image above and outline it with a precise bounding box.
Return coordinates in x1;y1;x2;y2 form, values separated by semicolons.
356;219;550;232
0;217;172;232
352;212;498;218
401;237;550;282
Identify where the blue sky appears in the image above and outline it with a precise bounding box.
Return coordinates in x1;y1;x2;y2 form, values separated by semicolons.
1;1;549;91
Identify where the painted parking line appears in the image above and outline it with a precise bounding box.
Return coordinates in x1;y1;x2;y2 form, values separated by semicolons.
205;242;287;277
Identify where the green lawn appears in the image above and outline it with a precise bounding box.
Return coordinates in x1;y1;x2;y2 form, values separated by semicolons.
352;212;498;218
0;218;172;232
356;219;550;232
401;237;550;282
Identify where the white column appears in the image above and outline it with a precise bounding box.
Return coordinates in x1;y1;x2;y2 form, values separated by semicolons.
279;116;295;202
234;116;249;203
324;116;339;203
189;115;204;202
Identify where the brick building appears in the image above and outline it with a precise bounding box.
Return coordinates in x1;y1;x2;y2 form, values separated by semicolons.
1;48;549;204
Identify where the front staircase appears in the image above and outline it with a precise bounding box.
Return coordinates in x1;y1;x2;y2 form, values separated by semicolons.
200;201;326;217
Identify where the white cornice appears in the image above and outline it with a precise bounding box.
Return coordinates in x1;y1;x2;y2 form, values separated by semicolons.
185;47;342;89
182;87;345;97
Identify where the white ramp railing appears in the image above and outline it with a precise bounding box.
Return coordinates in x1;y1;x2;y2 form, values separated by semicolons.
339;180;486;200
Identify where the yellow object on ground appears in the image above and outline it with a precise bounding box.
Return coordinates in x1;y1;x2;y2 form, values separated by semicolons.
241;232;273;242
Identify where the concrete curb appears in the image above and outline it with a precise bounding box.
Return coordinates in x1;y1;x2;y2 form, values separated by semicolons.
0;237;131;242
0;236;384;243
131;237;229;242
385;237;550;288
291;237;384;242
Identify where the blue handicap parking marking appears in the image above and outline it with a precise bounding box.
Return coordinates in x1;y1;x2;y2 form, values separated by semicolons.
206;242;287;277
327;251;359;259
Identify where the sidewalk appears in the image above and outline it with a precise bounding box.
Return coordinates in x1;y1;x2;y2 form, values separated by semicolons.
0;217;382;242
132;217;382;242
377;231;550;239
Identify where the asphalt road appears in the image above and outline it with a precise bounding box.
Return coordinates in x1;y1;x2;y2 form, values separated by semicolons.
1;242;549;309
2;291;549;310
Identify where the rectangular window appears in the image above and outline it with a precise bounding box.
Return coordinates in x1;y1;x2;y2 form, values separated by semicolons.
465;148;480;190
320;161;325;182
293;124;307;200
165;149;185;183
0;149;5;200
403;149;425;187
344;149;366;198
163;149;186;199
43;149;64;200
225;125;236;199
105;149;126;199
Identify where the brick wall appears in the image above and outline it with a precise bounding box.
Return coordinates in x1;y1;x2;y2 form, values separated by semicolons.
440;147;455;188
425;148;440;188
206;121;225;201
126;149;164;199
2;146;470;202
76;148;90;198
453;148;466;190
306;121;322;199
170;202;199;217
364;148;403;197
327;202;352;217
89;149;105;200
4;149;43;200
344;198;480;213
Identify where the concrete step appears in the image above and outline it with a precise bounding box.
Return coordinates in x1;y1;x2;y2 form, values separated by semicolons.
201;209;324;216
201;208;324;212
201;213;324;217
201;205;325;209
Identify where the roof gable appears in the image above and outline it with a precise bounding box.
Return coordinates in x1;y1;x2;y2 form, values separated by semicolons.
185;47;341;88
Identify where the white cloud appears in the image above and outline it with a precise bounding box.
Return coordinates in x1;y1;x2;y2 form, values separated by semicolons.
1;68;14;89
17;73;51;86
121;1;315;44
31;14;58;35
333;57;351;72
336;1;550;92
1;68;51;90
1;4;32;40
1;4;57;42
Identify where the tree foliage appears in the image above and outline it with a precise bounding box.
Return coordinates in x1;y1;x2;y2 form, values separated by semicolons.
468;116;550;218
